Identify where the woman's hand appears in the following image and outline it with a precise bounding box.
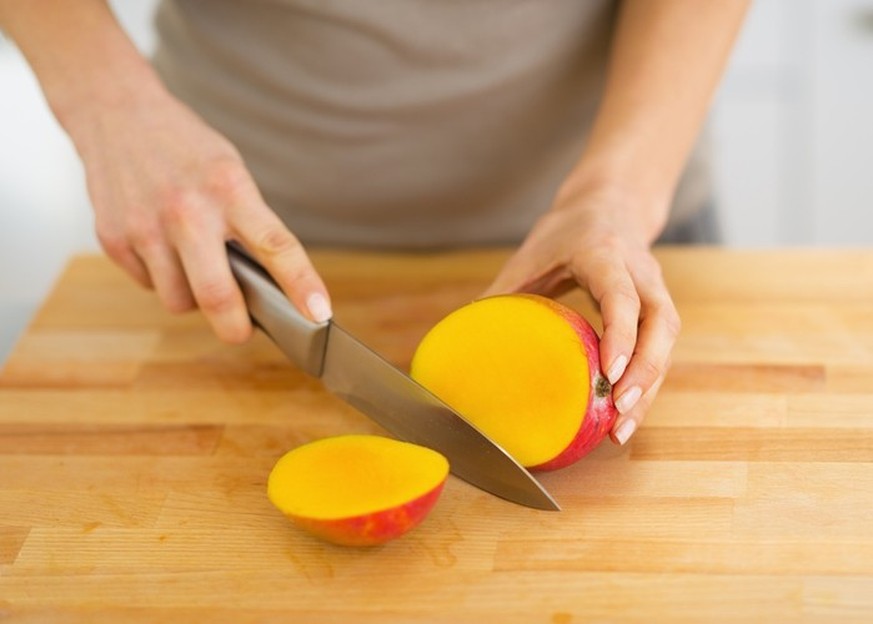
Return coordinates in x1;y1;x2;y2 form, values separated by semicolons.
0;0;331;345
69;88;332;344
483;183;680;445
482;0;749;445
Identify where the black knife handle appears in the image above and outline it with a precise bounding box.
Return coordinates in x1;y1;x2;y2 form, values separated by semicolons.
227;242;329;377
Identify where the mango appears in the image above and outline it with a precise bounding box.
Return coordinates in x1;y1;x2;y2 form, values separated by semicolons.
268;435;449;546
411;294;617;470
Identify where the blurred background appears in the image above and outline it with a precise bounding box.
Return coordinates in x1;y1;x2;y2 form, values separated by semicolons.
2;0;873;360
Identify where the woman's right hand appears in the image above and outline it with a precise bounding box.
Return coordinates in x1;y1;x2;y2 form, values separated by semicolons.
70;87;332;343
1;0;331;343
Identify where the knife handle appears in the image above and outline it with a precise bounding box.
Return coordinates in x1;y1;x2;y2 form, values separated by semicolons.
227;242;329;377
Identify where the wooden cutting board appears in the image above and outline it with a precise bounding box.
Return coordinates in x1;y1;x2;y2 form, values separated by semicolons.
1;247;873;623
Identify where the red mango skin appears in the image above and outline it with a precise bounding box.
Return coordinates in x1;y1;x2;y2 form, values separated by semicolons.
516;295;618;472
288;480;446;547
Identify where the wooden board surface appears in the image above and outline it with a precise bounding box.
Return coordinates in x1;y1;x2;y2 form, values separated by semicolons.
1;247;873;623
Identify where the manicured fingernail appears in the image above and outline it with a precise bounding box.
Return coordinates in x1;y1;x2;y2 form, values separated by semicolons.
615;385;642;414
607;355;628;385
306;293;332;323
613;418;637;445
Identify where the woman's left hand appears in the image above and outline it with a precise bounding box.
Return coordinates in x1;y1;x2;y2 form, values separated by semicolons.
483;184;680;446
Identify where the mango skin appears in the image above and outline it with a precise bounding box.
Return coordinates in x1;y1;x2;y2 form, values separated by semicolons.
519;295;618;471
287;481;446;547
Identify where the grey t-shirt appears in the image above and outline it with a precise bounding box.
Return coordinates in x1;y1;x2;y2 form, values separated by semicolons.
152;0;712;248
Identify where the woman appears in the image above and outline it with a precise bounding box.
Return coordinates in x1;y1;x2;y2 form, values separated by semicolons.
0;0;749;445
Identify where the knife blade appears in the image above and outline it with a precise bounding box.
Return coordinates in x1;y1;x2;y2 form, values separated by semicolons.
227;243;559;511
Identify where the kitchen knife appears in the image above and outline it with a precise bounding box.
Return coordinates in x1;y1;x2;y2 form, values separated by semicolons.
227;243;559;511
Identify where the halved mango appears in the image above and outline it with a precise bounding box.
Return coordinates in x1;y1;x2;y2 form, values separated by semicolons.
411;294;617;470
268;435;449;546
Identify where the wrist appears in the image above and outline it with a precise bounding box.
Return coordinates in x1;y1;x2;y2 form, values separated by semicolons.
52;58;170;150
553;161;672;245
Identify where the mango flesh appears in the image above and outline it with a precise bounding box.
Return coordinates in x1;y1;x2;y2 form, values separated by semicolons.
411;294;617;470
268;435;449;546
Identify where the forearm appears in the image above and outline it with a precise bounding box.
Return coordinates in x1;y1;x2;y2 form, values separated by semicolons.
564;0;751;240
0;0;168;143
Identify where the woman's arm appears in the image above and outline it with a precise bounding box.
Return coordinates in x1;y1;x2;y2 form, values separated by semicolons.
573;0;751;236
487;0;750;444
0;0;332;341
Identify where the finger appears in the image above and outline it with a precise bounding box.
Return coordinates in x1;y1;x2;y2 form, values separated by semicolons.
610;371;666;445
611;269;680;417
135;237;197;314
229;198;331;323
171;216;252;344
95;224;154;289
573;250;640;387
482;249;539;297
481;235;569;297
118;250;153;290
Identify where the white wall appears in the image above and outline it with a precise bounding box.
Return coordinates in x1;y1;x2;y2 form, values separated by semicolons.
0;1;159;358
712;0;873;245
2;0;872;360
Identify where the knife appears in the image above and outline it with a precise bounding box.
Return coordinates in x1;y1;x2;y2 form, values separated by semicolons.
227;243;559;511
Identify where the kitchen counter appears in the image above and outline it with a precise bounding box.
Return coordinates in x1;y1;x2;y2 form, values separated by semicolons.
1;247;872;622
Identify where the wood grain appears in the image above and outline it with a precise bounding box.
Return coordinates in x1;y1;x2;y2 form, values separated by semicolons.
1;248;873;623
0;424;223;456
0;527;29;566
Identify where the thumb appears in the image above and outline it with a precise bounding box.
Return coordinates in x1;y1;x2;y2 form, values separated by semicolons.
481;247;568;299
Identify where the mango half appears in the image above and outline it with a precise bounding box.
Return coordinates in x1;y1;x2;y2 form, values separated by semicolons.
411;294;617;471
268;435;449;546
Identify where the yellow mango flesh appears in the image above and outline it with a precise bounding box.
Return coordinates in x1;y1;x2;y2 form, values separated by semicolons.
268;435;449;521
411;295;590;467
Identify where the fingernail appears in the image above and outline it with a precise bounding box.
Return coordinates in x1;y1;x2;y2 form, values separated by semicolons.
615;385;642;414
607;355;628;385
306;293;332;323
613;418;637;445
